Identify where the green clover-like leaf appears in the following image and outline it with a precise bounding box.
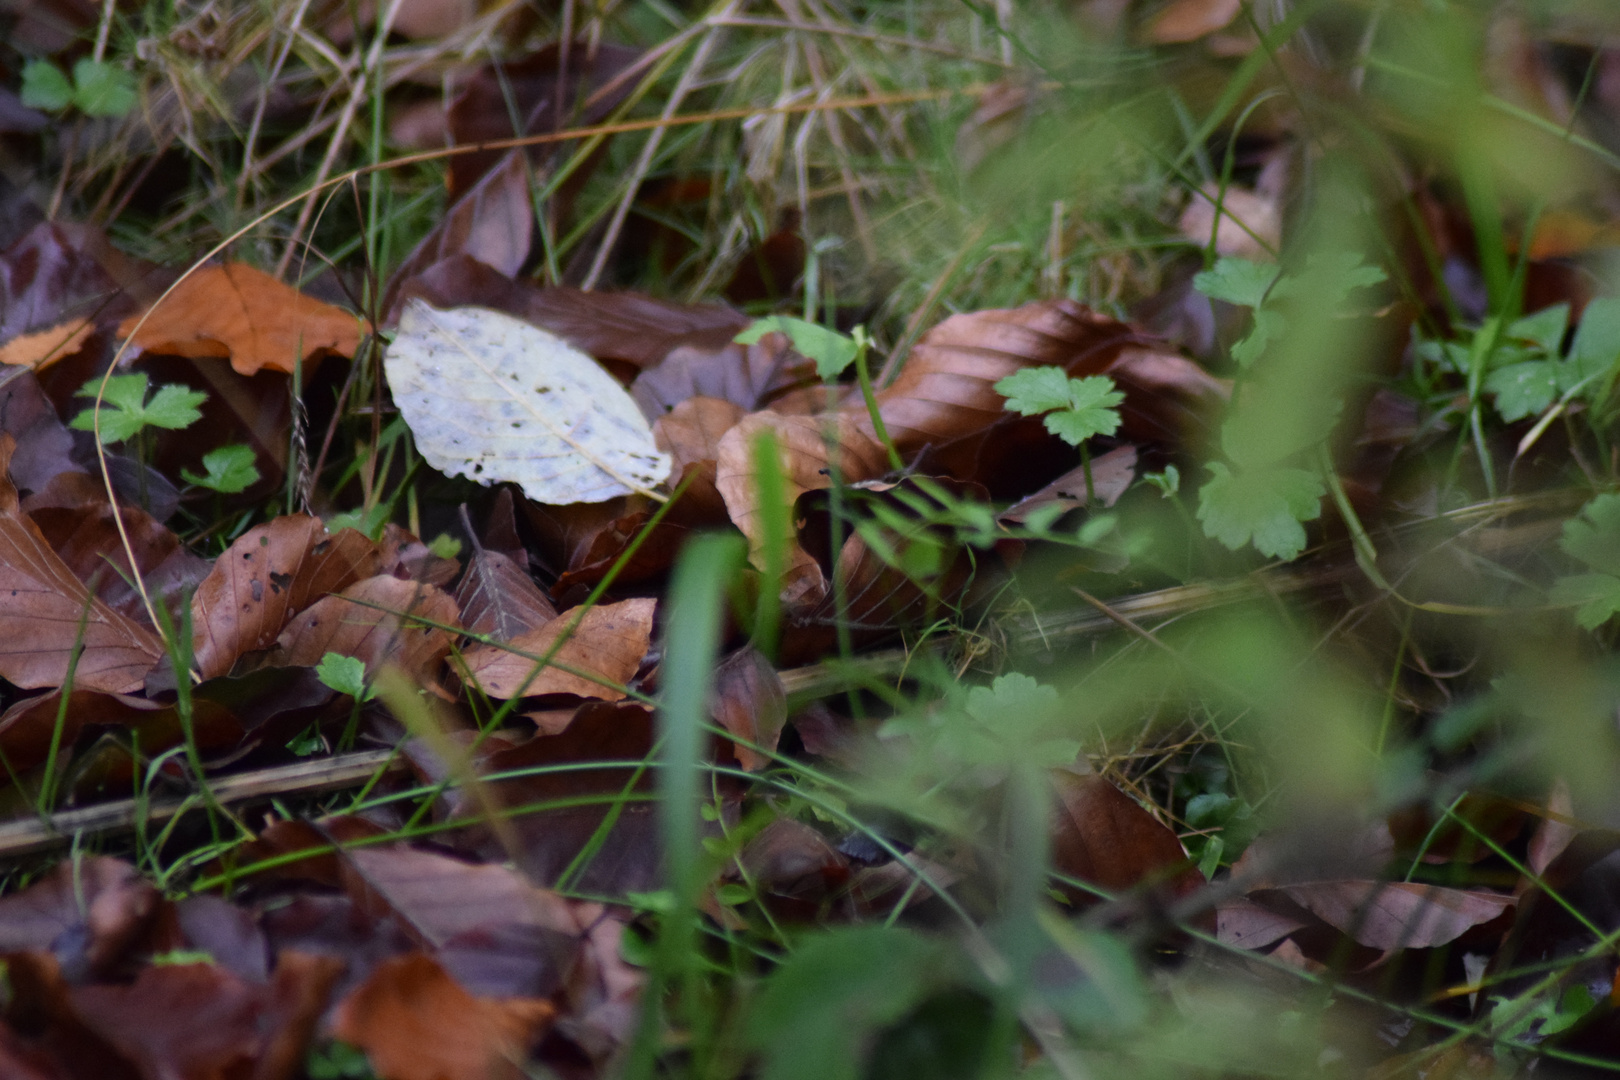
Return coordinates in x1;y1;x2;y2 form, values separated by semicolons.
736;315;857;380
1196;462;1324;561
995;368;1123;447
1560;493;1620;578
1549;573;1620;630
71;58;137;118
315;652;371;699
181;444;260;494
1507;303;1569;353
1486;360;1562;422
20;60;73;111
71;373;206;443
1192;258;1280;309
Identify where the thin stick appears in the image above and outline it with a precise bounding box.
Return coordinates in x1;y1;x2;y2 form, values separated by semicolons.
0;750;405;861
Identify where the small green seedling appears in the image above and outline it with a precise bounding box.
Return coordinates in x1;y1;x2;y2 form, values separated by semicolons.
72;373;206;444
995;365;1123;509
737;314;858;379
316;652;375;752
181;445;260;494
994;367;1123;445
1191;254;1384;561
736;315;903;469
21;58;138;118
1550;492;1620;628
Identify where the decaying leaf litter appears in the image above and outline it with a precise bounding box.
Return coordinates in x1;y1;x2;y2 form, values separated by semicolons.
6;0;1620;1077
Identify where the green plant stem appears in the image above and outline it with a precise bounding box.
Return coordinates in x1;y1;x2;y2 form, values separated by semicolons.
852;328;903;471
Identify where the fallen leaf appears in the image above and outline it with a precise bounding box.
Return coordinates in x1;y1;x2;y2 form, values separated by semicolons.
712;646;787;771
1261;881;1514;951
1;367;86;498
462;702;665;894
1146;0;1243;43
31;497;210;626
1179;184;1282;260
0;435;162;693
455;539;557;644
1049;770;1202;901
713;410;889;589
339;845;583;950
1000;445;1138;524
630;332;819;417
0;952;143;1079
1215;896;1309;951
269;574;460;683
0;688;158;776
460;597;655;700
0;857;158;980
733;818;850;917
189;514;383;680
0;222;164;345
69;964;271;1079
540;476;731;596
385;301;671;503
385;154;534;327
0;316;92;370
859;301;1222;483
558;914;645;1063
333;953;554;1080
524;287;752;373
654;396;746;476
117;263;363;376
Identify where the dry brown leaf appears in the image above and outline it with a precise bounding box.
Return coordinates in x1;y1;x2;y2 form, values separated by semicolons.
455;544;557;644
189;515;383;680
68;961;334;1080
1000;445;1138;524
712;646;787;771
0;316;92;370
1178;185;1282;259
525;288;752;373
117;264;363;377
269;575;460;683
31;498;210;627
630;332;818;416
0;857;157;977
1049;770;1202;901
1146;0;1243;43
1215;896;1309;951
862;301;1147;454
331;953;554;1080
460;597;655;700
340;846;584;949
0;435;162;693
714;411;889;589
384;154;533;325
654;396;746;476
1264;881;1514;952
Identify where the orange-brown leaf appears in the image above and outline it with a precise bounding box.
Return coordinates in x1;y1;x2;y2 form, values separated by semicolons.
189;515;383;679
332;952;554;1080
1049;771;1201;900
0;436;162;693
712;646;786;771
0;316;93;371
269;574;460;683
654;396;746;476
1145;0;1243;43
117;264;364;376
714;411;889;588
461;597;655;700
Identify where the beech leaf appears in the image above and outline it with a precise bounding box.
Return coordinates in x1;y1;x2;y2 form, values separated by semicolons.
386;301;671;504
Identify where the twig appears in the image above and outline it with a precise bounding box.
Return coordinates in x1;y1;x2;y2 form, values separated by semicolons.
0;749;404;860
